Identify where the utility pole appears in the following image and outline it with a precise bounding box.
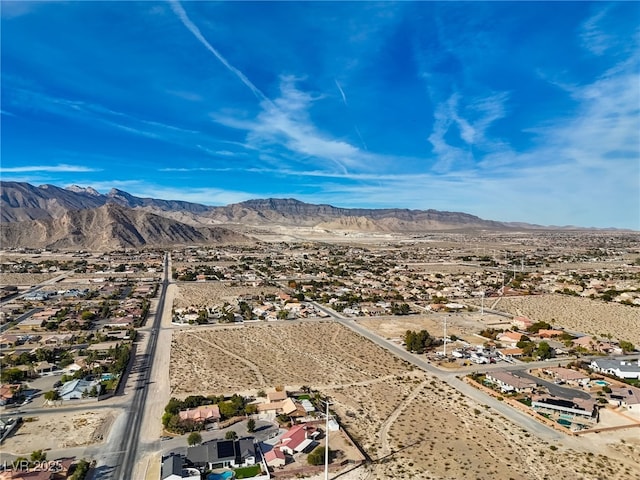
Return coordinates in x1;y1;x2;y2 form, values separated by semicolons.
443;316;448;356
324;399;331;480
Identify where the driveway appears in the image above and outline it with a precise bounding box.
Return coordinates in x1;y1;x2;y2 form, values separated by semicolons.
514;370;592;400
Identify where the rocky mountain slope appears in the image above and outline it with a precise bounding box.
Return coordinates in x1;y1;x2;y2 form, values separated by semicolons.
1;182;514;233
2;180;588;250
0;203;249;250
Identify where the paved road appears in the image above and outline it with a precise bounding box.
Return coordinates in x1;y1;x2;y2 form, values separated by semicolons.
83;254;169;480
111;253;169;480
310;302;564;441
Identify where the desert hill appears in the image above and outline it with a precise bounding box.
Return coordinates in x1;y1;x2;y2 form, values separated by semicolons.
0;203;249;250
0;180;605;250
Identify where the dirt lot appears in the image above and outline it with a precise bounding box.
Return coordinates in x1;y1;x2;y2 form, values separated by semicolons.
170;320;640;479
170;321;412;396
0;272;60;287
487;294;640;346
2;409;117;453
173;282;280;308
357;312;510;346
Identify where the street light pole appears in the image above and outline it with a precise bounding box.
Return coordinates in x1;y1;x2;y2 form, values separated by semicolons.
324;400;330;480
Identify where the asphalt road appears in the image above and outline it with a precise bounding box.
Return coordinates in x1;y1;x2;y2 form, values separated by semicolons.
110;253;168;480
310;301;564;441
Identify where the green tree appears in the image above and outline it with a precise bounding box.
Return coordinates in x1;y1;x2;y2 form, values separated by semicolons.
536;342;553;360
69;459;90;480
403;329;434;354
225;431;238;440
526;321;552;334
30;450;47;462
620;340;635;353
247;418;256;433
44;390;61;402
187;432;202;446
307;446;330;466
1;368;25;383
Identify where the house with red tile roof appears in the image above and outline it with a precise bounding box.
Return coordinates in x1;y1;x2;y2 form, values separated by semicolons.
277;424;316;455
497;331;525;345
264;448;286;468
537;329;564;339
178;405;220;424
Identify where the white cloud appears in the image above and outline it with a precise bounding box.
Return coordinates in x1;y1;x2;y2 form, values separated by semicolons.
0;164;101;173
580;7;613;56
427;91;510;173
213;76;380;173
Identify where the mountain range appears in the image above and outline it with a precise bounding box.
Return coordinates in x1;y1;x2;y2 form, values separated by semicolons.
0;181;598;250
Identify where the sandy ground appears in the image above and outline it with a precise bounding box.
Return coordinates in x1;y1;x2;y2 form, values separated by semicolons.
173;282;279;308
2;410;116;453
169;317;640;479
485;294;640;345
170;322;412;396
0;272;60;286
357;312;509;345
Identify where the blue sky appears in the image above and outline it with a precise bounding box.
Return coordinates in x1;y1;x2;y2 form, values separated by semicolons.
2;1;639;229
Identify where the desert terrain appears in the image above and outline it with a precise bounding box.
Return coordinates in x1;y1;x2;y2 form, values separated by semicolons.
172;282;280;308
169;320;640;479
486;294;640;346
169;321;411;396
1;410;117;453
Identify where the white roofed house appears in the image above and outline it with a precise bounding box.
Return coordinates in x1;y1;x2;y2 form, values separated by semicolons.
58;378;101;400
590;359;640;380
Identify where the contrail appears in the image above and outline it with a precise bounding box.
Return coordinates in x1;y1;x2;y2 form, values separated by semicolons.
169;1;268;102
336;79;368;151
335;79;348;106
354;125;368;151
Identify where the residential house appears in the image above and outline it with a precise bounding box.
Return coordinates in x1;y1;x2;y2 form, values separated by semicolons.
161;455;200;480
277;424;316;455
512;316;534;330
186;437;256;470
543;367;590;386
572;336;616;353
0;384;16;406
267;390;287;403
496;347;524;361
257;397;297;417
34;361;56;375
537;329;564;339
58;379;101;400
497;331;525;345
178;405;220;425
531;394;597;419
485;370;536;394
609;386;640;416
38;333;75;346
590;359;640;380
263;448;286;468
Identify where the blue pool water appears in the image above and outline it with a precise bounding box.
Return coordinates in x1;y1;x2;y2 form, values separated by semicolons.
593;380;609;386
207;471;233;480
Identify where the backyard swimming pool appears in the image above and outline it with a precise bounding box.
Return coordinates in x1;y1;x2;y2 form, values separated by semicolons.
207;471;233;480
593;380;609;386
